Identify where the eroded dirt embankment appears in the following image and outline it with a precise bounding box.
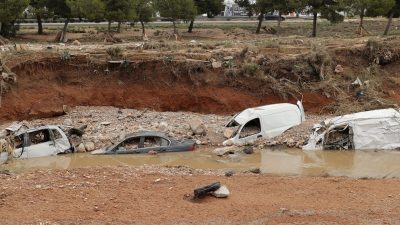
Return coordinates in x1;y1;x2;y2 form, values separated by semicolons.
0;54;327;121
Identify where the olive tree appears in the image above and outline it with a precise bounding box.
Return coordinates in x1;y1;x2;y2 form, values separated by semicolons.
155;0;197;36
0;0;29;37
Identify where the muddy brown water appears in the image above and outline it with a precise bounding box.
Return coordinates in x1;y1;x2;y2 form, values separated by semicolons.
2;149;400;178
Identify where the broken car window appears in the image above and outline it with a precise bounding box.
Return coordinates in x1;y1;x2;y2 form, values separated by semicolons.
143;137;162;148
119;137;140;151
239;118;261;139
14;134;24;149
323;125;354;150
29;129;51;145
51;129;63;140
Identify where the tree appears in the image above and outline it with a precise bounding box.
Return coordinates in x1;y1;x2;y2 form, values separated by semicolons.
188;0;224;33
67;0;106;21
271;0;300;28
103;0;136;32
301;0;345;37
47;0;72;42
134;0;154;39
0;0;29;37
236;0;274;34
384;0;400;35
344;0;395;35
155;0;197;36
30;0;49;34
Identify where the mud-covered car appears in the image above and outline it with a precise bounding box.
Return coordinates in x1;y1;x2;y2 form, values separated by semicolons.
91;131;196;155
0;125;73;163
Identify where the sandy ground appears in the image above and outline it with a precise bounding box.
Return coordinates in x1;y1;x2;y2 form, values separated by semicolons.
0;166;399;225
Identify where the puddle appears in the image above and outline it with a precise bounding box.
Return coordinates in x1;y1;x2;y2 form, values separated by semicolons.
1;149;400;178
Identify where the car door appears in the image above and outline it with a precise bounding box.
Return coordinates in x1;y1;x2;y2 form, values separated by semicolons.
141;136;168;153
25;128;59;158
50;128;71;153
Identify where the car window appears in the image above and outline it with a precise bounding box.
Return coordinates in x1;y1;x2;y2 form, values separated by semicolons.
118;137;140;151
51;129;63;140
143;137;165;148
29;129;51;145
14;134;24;149
239;118;261;139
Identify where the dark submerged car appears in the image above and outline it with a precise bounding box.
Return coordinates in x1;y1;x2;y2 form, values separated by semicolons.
91;131;195;155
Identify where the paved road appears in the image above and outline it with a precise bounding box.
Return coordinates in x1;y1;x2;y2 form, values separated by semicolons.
18;19;315;28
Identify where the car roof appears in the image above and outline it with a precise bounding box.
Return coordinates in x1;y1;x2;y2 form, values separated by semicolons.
124;131;169;139
15;125;61;136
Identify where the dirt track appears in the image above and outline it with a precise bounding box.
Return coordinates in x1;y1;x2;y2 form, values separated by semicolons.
0;166;399;225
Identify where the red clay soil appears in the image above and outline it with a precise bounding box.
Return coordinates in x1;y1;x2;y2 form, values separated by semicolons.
1;54;330;122
0;167;399;225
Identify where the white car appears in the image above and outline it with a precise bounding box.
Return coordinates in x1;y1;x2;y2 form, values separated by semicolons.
303;108;400;150
2;125;73;162
223;101;305;145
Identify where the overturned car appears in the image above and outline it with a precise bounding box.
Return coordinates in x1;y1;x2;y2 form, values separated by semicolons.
303;108;400;150
223;101;305;145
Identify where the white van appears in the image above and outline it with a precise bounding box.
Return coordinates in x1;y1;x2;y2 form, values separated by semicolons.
223;101;305;145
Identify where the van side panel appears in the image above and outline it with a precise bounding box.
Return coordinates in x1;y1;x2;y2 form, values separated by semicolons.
262;110;301;138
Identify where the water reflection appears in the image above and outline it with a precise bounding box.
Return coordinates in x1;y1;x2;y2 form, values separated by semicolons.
2;149;400;178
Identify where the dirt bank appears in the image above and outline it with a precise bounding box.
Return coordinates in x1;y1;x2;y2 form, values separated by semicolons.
1;53;305;121
0;166;399;225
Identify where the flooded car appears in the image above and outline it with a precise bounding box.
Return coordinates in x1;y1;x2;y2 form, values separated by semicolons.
223;101;305;145
1;125;73;163
303;108;400;150
91;131;196;155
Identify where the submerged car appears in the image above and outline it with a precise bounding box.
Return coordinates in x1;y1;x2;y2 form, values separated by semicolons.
303;108;400;150
91;131;195;155
1;125;73;162
223;101;305;145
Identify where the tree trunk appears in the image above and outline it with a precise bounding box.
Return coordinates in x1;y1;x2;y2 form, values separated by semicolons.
358;9;364;33
256;13;264;34
108;21;111;32
60;19;69;42
117;22;121;33
312;12;317;37
173;21;177;35
140;21;146;40
188;20;194;33
37;14;43;35
277;11;282;28
384;10;394;36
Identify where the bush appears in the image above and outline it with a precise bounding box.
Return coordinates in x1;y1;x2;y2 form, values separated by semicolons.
106;47;123;58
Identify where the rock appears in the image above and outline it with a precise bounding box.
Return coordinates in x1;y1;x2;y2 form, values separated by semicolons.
225;171;234;177
293;39;304;45
76;143;86;153
148;150;158;155
63;105;71;114
84;142;95;152
243;146;254;154
189;118;207;135
223;56;234;61
249;168;261;174
212;61;222;69
101;122;111;126
334;64;344;74
223;128;234;139
195;140;202;145
159;122;168;131
72;40;81;46
212;146;239;156
63;119;73;126
212;185;230;198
